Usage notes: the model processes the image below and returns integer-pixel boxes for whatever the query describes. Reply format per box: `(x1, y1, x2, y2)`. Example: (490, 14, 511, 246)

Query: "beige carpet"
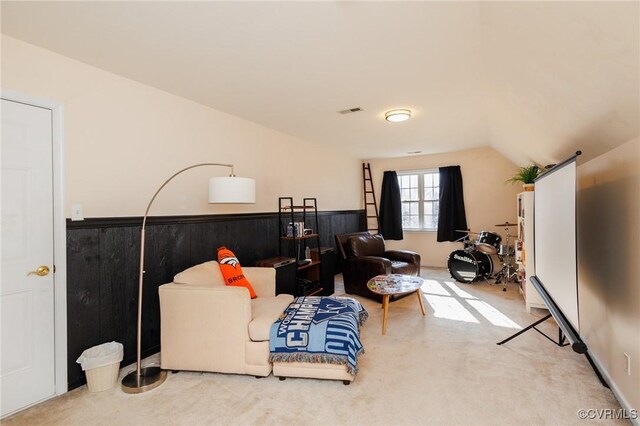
(4, 268, 624, 425)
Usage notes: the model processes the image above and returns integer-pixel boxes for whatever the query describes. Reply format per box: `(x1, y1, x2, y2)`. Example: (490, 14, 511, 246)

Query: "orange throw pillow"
(217, 246, 257, 299)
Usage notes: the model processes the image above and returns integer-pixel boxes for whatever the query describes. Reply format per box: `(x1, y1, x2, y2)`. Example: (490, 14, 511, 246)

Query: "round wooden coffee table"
(367, 274, 426, 335)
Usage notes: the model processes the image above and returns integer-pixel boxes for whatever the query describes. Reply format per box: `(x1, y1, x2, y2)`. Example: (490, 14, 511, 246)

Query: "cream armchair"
(159, 261, 294, 377)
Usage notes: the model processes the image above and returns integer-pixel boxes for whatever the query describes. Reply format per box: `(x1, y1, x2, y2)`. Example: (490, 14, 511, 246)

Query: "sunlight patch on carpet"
(466, 299, 522, 329)
(443, 281, 477, 299)
(424, 294, 479, 323)
(421, 279, 451, 296)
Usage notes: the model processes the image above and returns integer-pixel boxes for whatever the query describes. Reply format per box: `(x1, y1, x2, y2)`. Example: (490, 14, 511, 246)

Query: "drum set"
(447, 222, 519, 287)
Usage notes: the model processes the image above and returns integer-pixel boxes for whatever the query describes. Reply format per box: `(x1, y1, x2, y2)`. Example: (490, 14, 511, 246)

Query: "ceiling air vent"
(338, 107, 363, 114)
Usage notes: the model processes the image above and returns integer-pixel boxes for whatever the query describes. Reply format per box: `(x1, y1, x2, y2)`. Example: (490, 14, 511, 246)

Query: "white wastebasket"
(76, 341, 124, 392)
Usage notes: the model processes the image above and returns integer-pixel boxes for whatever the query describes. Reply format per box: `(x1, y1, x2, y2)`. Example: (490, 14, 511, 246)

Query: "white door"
(1, 99, 56, 417)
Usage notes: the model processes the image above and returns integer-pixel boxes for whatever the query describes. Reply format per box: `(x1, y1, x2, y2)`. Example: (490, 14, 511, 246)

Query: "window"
(398, 170, 439, 230)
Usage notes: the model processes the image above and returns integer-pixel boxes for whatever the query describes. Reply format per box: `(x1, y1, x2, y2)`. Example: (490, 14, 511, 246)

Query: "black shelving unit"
(278, 197, 323, 296)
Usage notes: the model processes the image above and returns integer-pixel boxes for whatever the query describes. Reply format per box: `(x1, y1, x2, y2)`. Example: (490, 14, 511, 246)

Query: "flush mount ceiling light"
(385, 109, 412, 123)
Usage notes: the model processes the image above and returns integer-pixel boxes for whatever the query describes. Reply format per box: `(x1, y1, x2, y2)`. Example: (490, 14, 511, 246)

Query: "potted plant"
(507, 165, 540, 191)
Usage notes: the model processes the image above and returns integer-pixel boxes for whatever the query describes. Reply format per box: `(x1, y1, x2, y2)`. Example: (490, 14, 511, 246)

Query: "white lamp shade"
(208, 176, 255, 203)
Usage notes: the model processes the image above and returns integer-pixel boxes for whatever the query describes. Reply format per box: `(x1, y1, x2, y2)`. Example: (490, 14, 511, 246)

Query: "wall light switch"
(71, 204, 84, 221)
(624, 353, 631, 376)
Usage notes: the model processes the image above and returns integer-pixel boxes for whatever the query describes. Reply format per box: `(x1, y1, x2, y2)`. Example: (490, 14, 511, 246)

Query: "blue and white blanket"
(269, 296, 368, 375)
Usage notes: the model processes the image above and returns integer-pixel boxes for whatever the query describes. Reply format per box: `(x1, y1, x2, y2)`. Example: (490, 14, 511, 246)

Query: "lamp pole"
(122, 163, 235, 394)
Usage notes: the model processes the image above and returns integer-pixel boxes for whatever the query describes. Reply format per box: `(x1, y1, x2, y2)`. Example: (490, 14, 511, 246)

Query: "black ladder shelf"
(278, 197, 323, 296)
(362, 163, 380, 233)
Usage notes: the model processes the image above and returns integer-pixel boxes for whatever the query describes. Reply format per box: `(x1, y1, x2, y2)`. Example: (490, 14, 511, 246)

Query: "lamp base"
(121, 366, 167, 394)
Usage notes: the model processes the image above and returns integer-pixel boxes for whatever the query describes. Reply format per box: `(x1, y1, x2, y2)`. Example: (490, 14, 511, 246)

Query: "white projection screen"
(534, 160, 579, 331)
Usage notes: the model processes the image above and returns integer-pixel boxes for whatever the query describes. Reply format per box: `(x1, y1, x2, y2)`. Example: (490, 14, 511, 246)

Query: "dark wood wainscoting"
(66, 210, 364, 389)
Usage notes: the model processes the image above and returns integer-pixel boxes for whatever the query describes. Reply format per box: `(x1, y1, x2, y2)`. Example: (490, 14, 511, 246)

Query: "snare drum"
(476, 231, 502, 254)
(498, 244, 515, 257)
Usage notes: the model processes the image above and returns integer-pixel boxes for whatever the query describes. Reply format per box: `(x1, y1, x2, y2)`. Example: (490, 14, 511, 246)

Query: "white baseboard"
(588, 350, 639, 426)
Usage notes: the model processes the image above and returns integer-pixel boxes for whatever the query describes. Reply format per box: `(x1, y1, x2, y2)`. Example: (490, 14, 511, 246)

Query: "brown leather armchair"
(335, 232, 421, 302)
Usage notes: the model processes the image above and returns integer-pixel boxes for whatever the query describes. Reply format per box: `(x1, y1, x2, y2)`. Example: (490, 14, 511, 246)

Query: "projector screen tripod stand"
(496, 313, 568, 347)
(497, 276, 609, 389)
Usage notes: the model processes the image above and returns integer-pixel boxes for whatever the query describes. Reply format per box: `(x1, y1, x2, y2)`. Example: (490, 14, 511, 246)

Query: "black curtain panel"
(437, 166, 468, 242)
(379, 171, 403, 240)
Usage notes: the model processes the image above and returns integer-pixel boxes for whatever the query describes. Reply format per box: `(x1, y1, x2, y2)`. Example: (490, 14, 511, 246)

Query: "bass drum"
(448, 249, 494, 283)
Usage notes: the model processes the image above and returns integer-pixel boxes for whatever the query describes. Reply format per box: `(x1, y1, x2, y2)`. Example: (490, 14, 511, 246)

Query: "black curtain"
(379, 171, 403, 240)
(437, 166, 468, 242)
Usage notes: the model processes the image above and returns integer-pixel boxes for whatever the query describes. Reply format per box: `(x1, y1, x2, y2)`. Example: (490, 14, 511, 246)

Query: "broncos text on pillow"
(217, 246, 257, 299)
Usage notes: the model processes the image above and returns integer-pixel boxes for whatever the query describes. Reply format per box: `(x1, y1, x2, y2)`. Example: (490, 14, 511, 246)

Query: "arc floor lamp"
(121, 163, 255, 394)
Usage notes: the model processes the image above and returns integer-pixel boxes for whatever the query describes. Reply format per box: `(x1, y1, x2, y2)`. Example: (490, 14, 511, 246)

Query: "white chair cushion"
(173, 261, 225, 287)
(249, 294, 294, 342)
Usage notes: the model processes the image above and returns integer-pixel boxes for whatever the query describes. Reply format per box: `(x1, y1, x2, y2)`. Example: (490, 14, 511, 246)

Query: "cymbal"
(455, 229, 479, 234)
(495, 222, 517, 227)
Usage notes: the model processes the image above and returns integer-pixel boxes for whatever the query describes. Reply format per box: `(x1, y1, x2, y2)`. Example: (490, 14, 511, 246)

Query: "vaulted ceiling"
(2, 1, 638, 165)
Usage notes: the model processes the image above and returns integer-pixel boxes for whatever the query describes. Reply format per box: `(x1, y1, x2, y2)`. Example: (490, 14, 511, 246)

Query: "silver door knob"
(27, 266, 50, 276)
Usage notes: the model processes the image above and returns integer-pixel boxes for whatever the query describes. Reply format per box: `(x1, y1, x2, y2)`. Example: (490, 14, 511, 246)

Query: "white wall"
(1, 35, 361, 217)
(577, 137, 640, 413)
(366, 146, 521, 267)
